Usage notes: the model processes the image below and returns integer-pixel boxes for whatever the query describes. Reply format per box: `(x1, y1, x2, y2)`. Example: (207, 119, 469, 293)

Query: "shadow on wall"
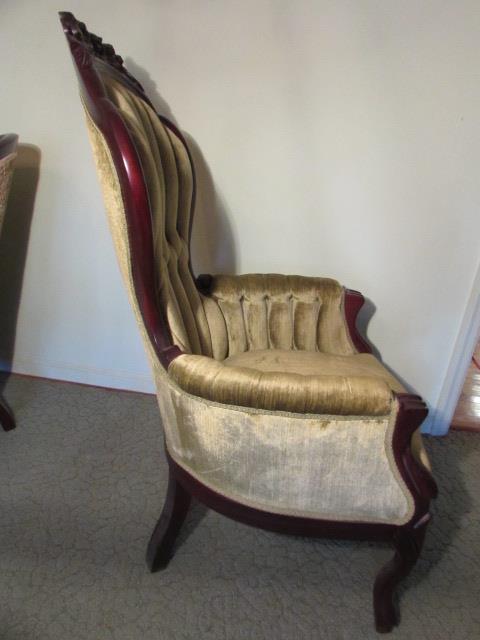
(124, 57, 237, 277)
(357, 297, 425, 401)
(0, 144, 40, 382)
(357, 298, 379, 359)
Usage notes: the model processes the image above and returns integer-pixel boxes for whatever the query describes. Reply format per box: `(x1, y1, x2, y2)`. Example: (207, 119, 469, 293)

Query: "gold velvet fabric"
(224, 349, 405, 391)
(100, 74, 214, 357)
(0, 152, 16, 230)
(169, 352, 395, 416)
(82, 72, 432, 524)
(201, 274, 355, 359)
(157, 370, 413, 524)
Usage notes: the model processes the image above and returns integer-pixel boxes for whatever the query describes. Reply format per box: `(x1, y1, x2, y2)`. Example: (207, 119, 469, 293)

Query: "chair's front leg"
(146, 462, 191, 572)
(374, 514, 430, 632)
(0, 398, 15, 431)
(373, 393, 436, 632)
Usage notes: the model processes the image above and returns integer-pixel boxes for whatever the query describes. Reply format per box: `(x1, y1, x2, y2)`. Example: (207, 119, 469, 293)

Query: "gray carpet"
(0, 374, 478, 640)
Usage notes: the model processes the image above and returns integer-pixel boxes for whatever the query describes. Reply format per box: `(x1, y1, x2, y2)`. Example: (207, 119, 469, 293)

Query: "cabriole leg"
(373, 515, 430, 633)
(146, 465, 191, 572)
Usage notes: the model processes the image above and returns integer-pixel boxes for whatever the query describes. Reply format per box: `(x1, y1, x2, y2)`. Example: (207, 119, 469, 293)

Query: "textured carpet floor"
(0, 374, 478, 640)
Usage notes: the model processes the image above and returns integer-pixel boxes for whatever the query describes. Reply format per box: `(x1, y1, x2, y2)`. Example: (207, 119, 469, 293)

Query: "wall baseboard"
(0, 356, 155, 394)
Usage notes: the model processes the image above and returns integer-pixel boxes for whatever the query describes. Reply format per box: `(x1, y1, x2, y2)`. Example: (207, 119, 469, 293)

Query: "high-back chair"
(0, 133, 18, 432)
(60, 13, 437, 633)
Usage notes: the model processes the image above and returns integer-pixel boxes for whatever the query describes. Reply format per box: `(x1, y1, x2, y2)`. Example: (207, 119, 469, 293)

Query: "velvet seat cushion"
(168, 349, 404, 416)
(224, 349, 405, 392)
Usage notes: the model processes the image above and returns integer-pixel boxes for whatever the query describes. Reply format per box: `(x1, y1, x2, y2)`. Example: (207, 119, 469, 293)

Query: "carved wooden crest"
(59, 11, 146, 97)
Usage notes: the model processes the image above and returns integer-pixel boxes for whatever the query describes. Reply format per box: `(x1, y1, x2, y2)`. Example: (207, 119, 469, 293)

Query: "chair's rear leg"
(146, 464, 191, 572)
(373, 516, 429, 633)
(0, 398, 15, 431)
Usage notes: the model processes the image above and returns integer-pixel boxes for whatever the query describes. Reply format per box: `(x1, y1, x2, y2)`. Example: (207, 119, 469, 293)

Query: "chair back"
(60, 13, 213, 367)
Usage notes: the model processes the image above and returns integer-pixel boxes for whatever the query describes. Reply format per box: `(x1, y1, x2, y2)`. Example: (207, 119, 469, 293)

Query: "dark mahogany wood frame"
(0, 134, 19, 432)
(60, 13, 437, 633)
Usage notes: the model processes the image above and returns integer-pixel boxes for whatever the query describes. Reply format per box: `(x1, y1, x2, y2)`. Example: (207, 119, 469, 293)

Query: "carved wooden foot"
(146, 465, 191, 572)
(0, 397, 15, 431)
(373, 515, 429, 633)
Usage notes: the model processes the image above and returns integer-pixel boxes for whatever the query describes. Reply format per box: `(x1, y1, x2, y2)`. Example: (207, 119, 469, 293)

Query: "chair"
(60, 13, 437, 633)
(0, 133, 18, 432)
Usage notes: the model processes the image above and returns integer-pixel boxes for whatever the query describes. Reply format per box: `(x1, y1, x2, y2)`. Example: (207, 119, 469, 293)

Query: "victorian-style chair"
(0, 133, 18, 432)
(60, 13, 437, 633)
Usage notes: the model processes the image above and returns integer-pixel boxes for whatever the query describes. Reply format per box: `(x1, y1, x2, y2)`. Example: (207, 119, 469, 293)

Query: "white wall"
(1, 1, 479, 432)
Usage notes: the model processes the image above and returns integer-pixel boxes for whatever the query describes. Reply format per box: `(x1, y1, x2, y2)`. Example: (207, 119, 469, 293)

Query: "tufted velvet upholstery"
(101, 75, 213, 356)
(199, 274, 355, 359)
